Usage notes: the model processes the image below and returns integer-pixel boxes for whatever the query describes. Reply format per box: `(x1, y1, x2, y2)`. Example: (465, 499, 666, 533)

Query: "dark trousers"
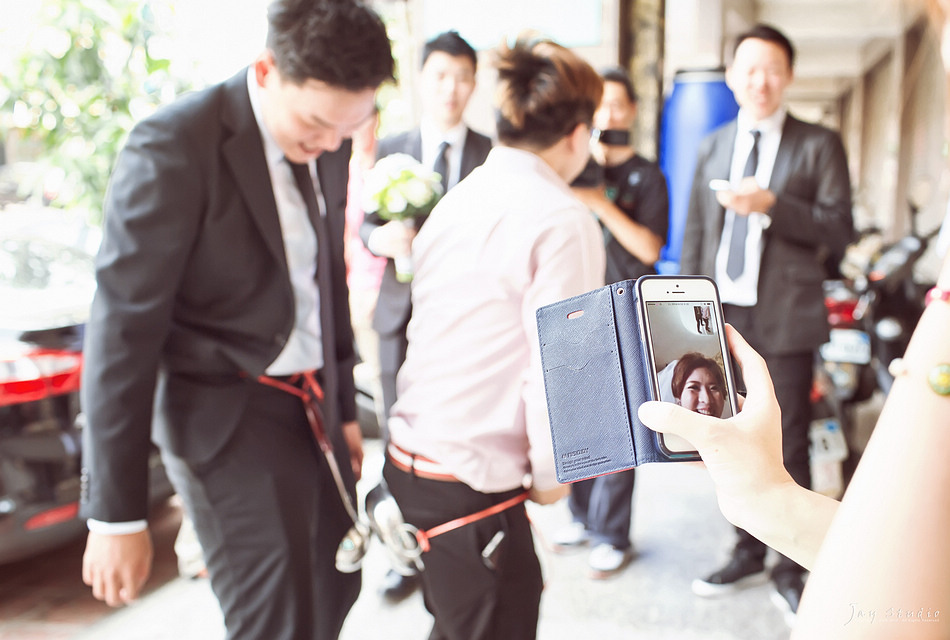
(567, 468, 636, 549)
(377, 329, 409, 440)
(724, 304, 813, 578)
(162, 380, 360, 640)
(384, 459, 543, 640)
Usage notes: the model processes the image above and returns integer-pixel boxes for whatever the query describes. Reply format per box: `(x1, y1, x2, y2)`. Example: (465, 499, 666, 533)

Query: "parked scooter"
(811, 201, 940, 493)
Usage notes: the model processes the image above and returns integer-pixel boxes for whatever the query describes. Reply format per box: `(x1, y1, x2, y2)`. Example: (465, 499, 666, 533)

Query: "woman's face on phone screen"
(679, 367, 725, 417)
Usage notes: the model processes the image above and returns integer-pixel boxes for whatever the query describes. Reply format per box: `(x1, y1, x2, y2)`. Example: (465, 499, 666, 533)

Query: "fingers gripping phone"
(635, 276, 740, 459)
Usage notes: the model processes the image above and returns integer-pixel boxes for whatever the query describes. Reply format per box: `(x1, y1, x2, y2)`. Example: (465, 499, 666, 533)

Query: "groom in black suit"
(79, 2, 393, 638)
(681, 24, 853, 622)
(359, 29, 491, 602)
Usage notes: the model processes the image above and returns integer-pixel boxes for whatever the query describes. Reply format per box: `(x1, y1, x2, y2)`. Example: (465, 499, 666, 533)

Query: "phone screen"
(637, 277, 737, 456)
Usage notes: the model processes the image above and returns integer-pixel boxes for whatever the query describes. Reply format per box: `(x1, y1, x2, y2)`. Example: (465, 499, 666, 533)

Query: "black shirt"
(601, 154, 669, 284)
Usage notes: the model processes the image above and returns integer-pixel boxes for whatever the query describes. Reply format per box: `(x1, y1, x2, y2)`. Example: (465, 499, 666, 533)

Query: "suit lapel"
(769, 115, 800, 193)
(459, 128, 480, 179)
(220, 70, 288, 274)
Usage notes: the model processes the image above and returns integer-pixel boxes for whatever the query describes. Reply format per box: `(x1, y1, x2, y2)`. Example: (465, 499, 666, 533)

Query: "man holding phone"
(680, 23, 853, 622)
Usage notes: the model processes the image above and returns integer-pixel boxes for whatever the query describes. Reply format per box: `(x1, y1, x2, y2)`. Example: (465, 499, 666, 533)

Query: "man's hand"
(367, 220, 416, 259)
(714, 176, 776, 216)
(637, 325, 792, 529)
(82, 529, 153, 607)
(341, 420, 363, 482)
(528, 484, 570, 505)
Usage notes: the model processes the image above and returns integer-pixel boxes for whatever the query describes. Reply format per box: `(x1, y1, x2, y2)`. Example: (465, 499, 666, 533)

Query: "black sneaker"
(691, 554, 768, 597)
(770, 571, 804, 627)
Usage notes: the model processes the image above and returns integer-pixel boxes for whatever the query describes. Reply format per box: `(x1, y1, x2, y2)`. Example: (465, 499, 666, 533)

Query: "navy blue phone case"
(536, 280, 686, 484)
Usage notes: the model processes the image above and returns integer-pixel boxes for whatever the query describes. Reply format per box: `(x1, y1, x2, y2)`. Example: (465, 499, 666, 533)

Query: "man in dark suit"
(680, 24, 853, 623)
(359, 30, 491, 601)
(78, 2, 393, 639)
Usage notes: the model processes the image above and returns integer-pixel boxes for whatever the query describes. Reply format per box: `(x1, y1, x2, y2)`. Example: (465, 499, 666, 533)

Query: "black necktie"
(433, 141, 450, 194)
(726, 129, 761, 280)
(287, 159, 335, 368)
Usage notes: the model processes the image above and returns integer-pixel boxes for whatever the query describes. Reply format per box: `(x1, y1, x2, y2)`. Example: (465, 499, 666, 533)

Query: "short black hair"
(422, 30, 478, 72)
(733, 23, 795, 68)
(600, 66, 637, 103)
(493, 37, 603, 149)
(266, 0, 394, 90)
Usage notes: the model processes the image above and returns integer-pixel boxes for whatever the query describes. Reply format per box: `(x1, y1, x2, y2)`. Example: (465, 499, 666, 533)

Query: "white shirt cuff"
(86, 518, 148, 535)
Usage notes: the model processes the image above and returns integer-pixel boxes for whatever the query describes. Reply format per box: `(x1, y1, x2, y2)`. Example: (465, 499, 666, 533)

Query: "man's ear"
(254, 51, 276, 88)
(724, 64, 736, 92)
(569, 121, 591, 152)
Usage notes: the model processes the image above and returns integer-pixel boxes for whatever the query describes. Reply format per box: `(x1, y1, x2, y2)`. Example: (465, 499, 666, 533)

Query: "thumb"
(638, 400, 715, 446)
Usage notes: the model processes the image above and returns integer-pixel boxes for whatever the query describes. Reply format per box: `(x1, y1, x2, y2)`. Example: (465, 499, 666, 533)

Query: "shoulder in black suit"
(80, 68, 357, 520)
(681, 113, 853, 354)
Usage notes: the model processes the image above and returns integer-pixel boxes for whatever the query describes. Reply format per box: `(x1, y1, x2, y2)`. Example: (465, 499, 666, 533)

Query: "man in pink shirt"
(384, 37, 605, 640)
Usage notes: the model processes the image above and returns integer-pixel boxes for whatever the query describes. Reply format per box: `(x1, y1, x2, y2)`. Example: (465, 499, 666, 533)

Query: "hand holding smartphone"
(635, 276, 739, 459)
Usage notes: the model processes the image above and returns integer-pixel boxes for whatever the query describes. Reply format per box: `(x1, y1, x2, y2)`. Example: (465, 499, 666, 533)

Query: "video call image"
(644, 301, 733, 419)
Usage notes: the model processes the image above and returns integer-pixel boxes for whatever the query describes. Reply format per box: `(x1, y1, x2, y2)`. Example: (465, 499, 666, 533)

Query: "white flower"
(383, 189, 408, 214)
(363, 153, 443, 220)
(404, 178, 434, 208)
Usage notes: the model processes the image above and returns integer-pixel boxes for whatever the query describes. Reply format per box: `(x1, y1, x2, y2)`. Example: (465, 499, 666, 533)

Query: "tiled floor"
(6, 420, 887, 639)
(9, 438, 804, 640)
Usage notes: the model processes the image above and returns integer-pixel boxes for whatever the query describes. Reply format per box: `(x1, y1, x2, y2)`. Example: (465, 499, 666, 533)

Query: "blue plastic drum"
(658, 68, 739, 274)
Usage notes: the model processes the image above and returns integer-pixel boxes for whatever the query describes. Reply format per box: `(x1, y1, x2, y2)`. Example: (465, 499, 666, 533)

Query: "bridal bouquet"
(362, 153, 444, 282)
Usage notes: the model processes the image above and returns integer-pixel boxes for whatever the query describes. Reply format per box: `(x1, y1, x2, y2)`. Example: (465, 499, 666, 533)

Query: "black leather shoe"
(770, 571, 805, 626)
(380, 568, 421, 603)
(691, 554, 767, 597)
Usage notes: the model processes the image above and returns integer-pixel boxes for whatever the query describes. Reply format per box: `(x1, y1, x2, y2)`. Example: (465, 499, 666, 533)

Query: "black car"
(0, 207, 171, 564)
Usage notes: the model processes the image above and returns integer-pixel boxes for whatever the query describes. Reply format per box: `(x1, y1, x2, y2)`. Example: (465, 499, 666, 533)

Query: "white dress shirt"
(420, 119, 468, 190)
(88, 70, 326, 533)
(715, 107, 786, 307)
(387, 147, 606, 494)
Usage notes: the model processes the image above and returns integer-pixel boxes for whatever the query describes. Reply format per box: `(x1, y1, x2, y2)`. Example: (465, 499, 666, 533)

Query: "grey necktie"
(726, 129, 761, 280)
(433, 141, 450, 194)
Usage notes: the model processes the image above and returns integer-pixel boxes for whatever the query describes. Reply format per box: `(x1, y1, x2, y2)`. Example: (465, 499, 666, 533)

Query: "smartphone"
(635, 275, 739, 459)
(708, 179, 732, 192)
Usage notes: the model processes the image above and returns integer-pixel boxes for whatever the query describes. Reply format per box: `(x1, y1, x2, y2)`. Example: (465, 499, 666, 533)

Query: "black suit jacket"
(681, 114, 854, 354)
(359, 127, 492, 337)
(80, 69, 357, 522)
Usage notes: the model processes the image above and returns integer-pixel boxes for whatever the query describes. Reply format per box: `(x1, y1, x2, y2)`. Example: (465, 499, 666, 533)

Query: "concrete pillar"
(625, 0, 665, 159)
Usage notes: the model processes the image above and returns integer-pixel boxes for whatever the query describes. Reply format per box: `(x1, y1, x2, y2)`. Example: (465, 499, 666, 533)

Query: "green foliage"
(0, 0, 190, 224)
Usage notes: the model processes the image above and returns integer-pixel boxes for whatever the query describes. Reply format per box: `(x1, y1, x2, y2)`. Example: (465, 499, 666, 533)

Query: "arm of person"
(638, 325, 839, 569)
(82, 529, 153, 607)
(80, 114, 205, 604)
(359, 135, 418, 259)
(725, 129, 854, 258)
(523, 205, 606, 504)
(792, 255, 950, 639)
(362, 215, 417, 259)
(571, 186, 664, 265)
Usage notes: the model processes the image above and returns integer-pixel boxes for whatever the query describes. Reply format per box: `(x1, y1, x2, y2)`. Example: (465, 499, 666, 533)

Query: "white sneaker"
(588, 543, 630, 578)
(551, 521, 590, 550)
